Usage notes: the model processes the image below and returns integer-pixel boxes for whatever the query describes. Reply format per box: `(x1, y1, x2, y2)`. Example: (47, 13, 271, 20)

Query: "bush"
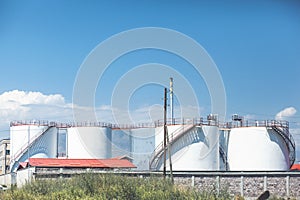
(0, 173, 232, 200)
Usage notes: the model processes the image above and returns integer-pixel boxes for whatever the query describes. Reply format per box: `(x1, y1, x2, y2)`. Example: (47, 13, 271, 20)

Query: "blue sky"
(0, 0, 300, 159)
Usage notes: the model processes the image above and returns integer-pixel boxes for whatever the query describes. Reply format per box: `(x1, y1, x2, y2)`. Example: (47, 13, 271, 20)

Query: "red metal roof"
(26, 158, 136, 169)
(291, 164, 300, 171)
(17, 162, 28, 170)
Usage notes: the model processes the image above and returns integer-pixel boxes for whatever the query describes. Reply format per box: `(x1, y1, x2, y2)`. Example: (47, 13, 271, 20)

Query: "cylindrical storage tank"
(10, 122, 58, 171)
(130, 128, 155, 170)
(154, 125, 196, 150)
(30, 127, 58, 159)
(154, 125, 219, 171)
(67, 127, 112, 159)
(227, 127, 290, 171)
(10, 124, 49, 161)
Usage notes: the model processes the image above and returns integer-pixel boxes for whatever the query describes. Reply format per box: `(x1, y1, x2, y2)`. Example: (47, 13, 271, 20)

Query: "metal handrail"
(154, 117, 218, 127)
(10, 119, 290, 129)
(111, 123, 155, 129)
(223, 120, 289, 129)
(219, 147, 228, 171)
(10, 125, 55, 164)
(10, 120, 113, 128)
(10, 120, 53, 127)
(149, 124, 195, 170)
(67, 121, 112, 128)
(270, 125, 295, 167)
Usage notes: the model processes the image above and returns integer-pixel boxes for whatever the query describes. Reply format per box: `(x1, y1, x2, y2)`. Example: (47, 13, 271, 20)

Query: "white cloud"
(0, 90, 65, 106)
(0, 90, 73, 138)
(0, 90, 204, 139)
(275, 107, 297, 120)
(243, 114, 256, 120)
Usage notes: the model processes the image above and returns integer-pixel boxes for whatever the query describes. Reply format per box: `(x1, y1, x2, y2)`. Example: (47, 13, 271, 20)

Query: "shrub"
(0, 173, 232, 200)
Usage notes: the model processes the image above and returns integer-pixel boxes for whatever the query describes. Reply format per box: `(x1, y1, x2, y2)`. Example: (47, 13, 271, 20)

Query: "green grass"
(0, 174, 232, 200)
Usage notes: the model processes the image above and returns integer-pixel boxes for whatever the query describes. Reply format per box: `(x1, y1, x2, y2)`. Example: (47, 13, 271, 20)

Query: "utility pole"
(163, 88, 167, 179)
(166, 126, 174, 183)
(169, 77, 174, 124)
(163, 86, 173, 182)
(168, 78, 174, 183)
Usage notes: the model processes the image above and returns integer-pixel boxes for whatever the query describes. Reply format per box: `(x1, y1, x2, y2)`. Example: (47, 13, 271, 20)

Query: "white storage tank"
(67, 126, 112, 159)
(130, 128, 155, 170)
(10, 121, 58, 172)
(151, 124, 219, 171)
(227, 127, 290, 171)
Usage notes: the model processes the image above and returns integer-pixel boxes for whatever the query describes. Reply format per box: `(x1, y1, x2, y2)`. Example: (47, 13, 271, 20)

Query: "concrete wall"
(173, 172, 300, 199)
(6, 170, 300, 198)
(0, 173, 11, 186)
(16, 168, 35, 188)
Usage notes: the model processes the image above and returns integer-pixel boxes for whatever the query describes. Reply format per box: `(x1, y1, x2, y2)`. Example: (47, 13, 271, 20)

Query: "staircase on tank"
(267, 122, 296, 167)
(10, 122, 56, 171)
(149, 124, 195, 171)
(219, 146, 228, 170)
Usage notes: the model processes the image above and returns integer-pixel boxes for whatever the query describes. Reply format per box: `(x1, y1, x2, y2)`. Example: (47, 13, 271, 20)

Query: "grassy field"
(0, 174, 232, 200)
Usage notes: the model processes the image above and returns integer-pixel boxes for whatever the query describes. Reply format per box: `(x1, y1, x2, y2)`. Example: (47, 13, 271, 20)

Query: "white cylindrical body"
(10, 124, 58, 171)
(227, 127, 290, 171)
(67, 127, 112, 159)
(30, 127, 57, 159)
(10, 125, 48, 160)
(154, 125, 219, 171)
(130, 128, 155, 170)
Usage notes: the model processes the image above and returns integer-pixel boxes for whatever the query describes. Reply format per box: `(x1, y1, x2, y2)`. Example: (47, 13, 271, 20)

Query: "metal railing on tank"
(10, 125, 54, 166)
(10, 116, 220, 129)
(10, 120, 53, 127)
(154, 117, 219, 127)
(228, 116, 295, 167)
(226, 119, 290, 136)
(10, 120, 114, 128)
(149, 123, 196, 170)
(149, 116, 220, 170)
(67, 121, 112, 128)
(227, 119, 288, 128)
(111, 123, 156, 130)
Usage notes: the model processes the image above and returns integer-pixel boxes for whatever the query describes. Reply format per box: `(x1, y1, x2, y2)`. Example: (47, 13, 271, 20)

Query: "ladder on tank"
(219, 146, 228, 171)
(149, 124, 195, 171)
(269, 124, 296, 168)
(10, 123, 56, 170)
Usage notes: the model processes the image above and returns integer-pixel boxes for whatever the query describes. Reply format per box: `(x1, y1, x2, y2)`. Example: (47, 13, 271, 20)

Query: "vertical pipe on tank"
(27, 126, 30, 162)
(66, 128, 68, 158)
(56, 127, 59, 158)
(27, 125, 30, 181)
(169, 77, 174, 124)
(129, 130, 133, 158)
